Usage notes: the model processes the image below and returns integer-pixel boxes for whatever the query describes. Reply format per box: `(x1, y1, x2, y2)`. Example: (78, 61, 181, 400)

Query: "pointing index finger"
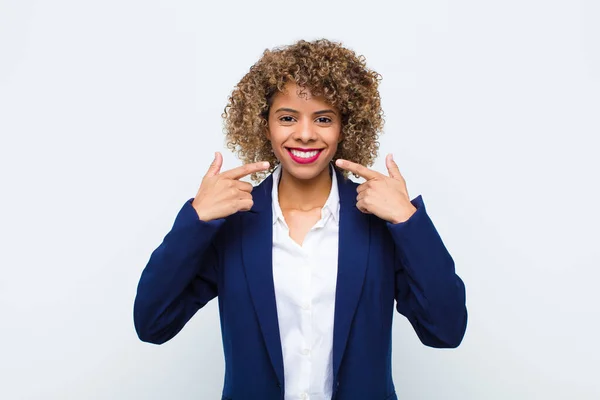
(335, 159, 380, 180)
(221, 161, 270, 180)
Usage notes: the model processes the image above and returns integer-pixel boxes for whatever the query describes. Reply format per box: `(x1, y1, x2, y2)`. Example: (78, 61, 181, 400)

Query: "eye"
(316, 116, 332, 124)
(279, 116, 296, 123)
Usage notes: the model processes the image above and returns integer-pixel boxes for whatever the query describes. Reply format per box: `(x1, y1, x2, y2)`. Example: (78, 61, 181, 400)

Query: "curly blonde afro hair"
(222, 38, 384, 181)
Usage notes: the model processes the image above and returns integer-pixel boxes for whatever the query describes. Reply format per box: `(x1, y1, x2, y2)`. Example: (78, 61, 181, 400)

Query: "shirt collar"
(271, 163, 340, 226)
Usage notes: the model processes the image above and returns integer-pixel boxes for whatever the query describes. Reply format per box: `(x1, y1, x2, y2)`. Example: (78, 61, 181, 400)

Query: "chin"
(278, 158, 332, 181)
(286, 165, 327, 181)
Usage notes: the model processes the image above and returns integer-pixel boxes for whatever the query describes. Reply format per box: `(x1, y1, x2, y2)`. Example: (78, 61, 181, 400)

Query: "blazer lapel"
(332, 169, 371, 381)
(241, 174, 285, 387)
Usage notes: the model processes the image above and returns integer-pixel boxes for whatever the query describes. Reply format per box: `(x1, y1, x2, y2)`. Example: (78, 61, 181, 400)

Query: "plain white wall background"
(1, 0, 599, 398)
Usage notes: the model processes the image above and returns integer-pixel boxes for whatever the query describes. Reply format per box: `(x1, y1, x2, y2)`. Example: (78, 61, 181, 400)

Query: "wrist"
(390, 205, 417, 224)
(192, 203, 212, 222)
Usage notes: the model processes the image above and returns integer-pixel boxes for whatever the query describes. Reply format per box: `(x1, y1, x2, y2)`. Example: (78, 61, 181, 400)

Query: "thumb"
(386, 153, 401, 179)
(206, 151, 223, 177)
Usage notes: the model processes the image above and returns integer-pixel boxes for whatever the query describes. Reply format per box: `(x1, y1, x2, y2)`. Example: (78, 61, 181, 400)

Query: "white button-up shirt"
(271, 164, 340, 400)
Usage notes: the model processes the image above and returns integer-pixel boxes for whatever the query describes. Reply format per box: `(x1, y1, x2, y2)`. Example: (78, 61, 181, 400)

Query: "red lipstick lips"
(286, 148, 323, 164)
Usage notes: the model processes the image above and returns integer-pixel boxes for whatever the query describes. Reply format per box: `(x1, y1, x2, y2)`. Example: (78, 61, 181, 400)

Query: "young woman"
(134, 39, 467, 400)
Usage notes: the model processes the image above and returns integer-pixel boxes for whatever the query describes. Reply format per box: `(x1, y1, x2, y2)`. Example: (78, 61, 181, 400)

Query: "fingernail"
(263, 162, 270, 169)
(335, 159, 344, 166)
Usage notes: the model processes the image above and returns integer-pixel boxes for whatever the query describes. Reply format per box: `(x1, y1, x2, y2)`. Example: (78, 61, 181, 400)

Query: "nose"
(293, 118, 317, 143)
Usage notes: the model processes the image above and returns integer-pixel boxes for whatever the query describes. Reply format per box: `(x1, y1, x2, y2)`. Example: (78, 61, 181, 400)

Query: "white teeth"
(290, 149, 319, 158)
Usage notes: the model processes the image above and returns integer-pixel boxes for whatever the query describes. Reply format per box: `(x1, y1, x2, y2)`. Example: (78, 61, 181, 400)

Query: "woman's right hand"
(191, 152, 270, 222)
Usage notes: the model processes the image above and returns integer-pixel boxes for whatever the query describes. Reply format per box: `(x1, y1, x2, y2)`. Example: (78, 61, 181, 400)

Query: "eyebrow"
(274, 107, 337, 116)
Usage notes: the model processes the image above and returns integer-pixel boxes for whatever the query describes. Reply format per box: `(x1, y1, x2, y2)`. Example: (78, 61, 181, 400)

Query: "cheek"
(326, 127, 343, 147)
(266, 128, 288, 158)
(267, 126, 283, 145)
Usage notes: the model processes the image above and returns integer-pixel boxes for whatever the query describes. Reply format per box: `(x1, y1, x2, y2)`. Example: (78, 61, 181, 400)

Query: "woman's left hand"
(335, 154, 417, 224)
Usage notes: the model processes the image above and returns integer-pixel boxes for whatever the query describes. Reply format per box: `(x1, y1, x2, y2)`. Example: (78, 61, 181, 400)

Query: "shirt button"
(302, 303, 311, 310)
(301, 348, 310, 355)
(300, 393, 308, 399)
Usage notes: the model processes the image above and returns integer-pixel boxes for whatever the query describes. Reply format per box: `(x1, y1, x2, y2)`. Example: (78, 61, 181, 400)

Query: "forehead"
(270, 82, 334, 110)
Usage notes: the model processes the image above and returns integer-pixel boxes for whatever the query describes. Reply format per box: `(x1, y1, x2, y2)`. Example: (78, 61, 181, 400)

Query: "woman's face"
(266, 82, 342, 181)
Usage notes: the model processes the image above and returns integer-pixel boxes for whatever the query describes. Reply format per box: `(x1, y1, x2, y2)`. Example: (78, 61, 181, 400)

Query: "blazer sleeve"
(133, 198, 225, 344)
(386, 195, 468, 348)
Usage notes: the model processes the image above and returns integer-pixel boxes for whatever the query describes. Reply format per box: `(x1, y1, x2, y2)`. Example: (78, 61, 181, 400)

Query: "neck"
(278, 165, 332, 211)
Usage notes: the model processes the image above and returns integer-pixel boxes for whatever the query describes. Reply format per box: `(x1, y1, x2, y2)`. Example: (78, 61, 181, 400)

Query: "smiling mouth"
(286, 148, 324, 164)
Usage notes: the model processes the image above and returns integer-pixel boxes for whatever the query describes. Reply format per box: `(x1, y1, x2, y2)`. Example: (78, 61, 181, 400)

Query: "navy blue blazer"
(133, 168, 467, 400)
